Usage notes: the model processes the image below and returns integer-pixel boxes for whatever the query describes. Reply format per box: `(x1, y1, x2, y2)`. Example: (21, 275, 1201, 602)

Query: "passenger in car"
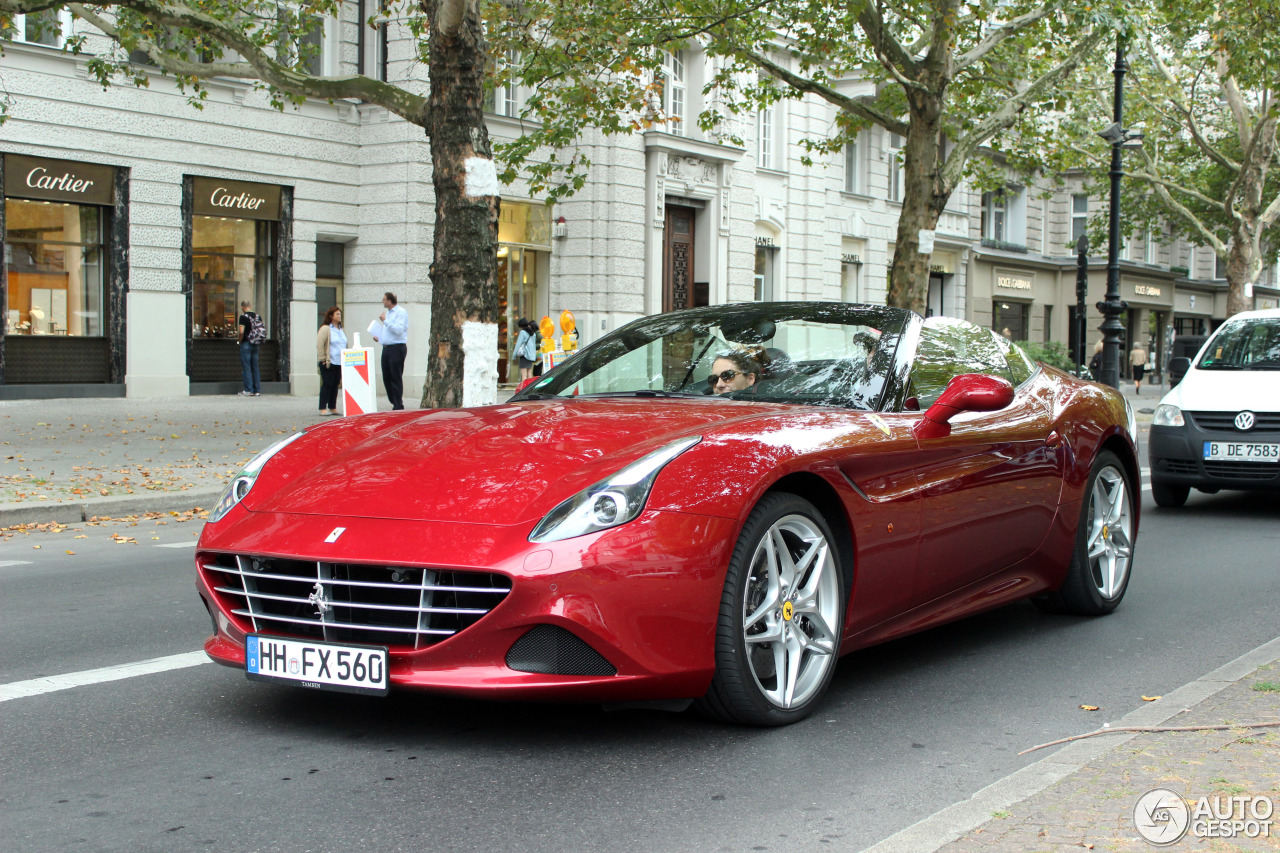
(710, 350, 761, 395)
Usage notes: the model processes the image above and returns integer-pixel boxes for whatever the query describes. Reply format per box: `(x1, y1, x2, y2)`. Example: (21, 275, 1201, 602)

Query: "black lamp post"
(1095, 37, 1141, 389)
(1076, 233, 1089, 375)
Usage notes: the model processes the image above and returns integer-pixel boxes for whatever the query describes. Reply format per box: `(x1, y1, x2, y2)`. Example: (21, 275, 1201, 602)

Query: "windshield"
(1197, 317, 1280, 371)
(515, 303, 911, 411)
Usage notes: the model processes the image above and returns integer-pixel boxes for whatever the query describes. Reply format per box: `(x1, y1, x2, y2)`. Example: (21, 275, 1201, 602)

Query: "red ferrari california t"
(196, 302, 1139, 725)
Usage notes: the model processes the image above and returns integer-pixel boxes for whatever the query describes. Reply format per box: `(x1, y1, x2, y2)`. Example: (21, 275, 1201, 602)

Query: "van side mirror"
(1168, 356, 1191, 387)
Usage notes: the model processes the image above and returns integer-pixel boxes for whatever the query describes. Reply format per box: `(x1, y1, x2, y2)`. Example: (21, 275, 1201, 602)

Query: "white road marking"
(156, 542, 197, 549)
(0, 651, 209, 703)
(0, 560, 33, 568)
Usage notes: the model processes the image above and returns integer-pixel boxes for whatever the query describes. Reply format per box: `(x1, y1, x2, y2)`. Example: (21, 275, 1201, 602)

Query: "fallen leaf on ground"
(1079, 704, 1099, 711)
(65, 550, 75, 555)
(1142, 695, 1161, 702)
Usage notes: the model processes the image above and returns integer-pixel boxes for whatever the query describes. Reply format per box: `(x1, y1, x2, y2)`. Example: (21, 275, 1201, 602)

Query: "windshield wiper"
(575, 390, 710, 399)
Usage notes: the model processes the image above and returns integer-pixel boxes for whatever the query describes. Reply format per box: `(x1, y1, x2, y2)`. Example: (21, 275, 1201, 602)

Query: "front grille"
(202, 555, 510, 649)
(1202, 461, 1280, 481)
(1187, 411, 1280, 432)
(506, 625, 617, 676)
(1159, 459, 1200, 475)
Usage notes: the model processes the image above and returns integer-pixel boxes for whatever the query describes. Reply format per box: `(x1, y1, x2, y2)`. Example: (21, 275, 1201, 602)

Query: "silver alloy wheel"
(741, 514, 841, 709)
(1086, 466, 1133, 599)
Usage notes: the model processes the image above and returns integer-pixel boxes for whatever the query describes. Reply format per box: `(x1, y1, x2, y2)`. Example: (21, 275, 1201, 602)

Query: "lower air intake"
(506, 625, 617, 676)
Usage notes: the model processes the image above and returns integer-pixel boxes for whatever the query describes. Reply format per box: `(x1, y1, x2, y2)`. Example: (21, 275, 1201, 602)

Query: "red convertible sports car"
(196, 302, 1139, 725)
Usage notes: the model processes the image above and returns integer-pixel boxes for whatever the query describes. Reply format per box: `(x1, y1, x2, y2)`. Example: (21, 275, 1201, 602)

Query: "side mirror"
(1168, 356, 1191, 387)
(913, 373, 1015, 439)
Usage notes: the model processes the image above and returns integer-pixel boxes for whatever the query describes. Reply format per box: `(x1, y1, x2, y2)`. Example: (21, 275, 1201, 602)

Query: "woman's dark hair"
(516, 318, 529, 330)
(323, 306, 342, 329)
(714, 349, 762, 377)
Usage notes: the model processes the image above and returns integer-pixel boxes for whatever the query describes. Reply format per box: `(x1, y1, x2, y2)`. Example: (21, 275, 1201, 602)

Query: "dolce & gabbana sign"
(192, 177, 282, 221)
(4, 154, 115, 206)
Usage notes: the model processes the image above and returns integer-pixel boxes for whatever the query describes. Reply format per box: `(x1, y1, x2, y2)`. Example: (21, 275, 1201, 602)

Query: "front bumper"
(1149, 419, 1280, 491)
(195, 507, 738, 701)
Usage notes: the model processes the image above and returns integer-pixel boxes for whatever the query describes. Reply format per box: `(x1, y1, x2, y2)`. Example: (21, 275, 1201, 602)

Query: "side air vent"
(506, 625, 617, 676)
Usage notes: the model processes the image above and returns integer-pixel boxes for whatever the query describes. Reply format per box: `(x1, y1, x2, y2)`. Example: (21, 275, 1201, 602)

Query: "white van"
(1148, 308, 1280, 506)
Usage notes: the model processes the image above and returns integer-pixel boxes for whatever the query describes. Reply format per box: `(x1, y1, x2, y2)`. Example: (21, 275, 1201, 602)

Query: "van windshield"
(1197, 318, 1280, 371)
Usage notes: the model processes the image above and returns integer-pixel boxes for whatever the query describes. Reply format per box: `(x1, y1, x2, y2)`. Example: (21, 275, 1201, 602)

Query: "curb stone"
(0, 488, 223, 526)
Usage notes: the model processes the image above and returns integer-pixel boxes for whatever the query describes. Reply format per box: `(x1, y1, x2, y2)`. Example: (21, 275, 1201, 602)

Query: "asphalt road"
(3, 482, 1278, 853)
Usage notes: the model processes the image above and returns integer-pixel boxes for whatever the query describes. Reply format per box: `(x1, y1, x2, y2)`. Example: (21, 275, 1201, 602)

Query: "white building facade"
(3, 11, 1273, 400)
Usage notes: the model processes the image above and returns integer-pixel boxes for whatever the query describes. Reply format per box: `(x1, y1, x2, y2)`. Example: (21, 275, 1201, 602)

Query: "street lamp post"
(1096, 38, 1132, 389)
(1075, 234, 1089, 375)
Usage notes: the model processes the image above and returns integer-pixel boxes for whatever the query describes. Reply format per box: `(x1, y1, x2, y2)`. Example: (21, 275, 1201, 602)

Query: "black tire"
(1037, 450, 1136, 616)
(696, 493, 845, 726)
(1151, 479, 1190, 507)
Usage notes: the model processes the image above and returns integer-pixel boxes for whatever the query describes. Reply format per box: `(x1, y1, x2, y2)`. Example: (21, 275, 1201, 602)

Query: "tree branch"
(953, 4, 1057, 74)
(42, 0, 430, 125)
(730, 45, 910, 136)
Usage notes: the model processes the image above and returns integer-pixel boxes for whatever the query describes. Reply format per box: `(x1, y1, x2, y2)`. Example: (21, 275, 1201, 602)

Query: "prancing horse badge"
(325, 527, 346, 543)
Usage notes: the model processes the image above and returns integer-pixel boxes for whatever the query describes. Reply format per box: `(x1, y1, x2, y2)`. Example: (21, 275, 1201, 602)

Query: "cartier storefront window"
(2, 154, 119, 386)
(188, 177, 285, 385)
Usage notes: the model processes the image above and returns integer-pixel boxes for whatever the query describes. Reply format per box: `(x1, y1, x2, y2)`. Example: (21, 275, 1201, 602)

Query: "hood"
(1160, 367, 1280, 412)
(247, 398, 796, 523)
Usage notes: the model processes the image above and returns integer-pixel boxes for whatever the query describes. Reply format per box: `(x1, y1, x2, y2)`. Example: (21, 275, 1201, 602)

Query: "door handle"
(1046, 431, 1062, 447)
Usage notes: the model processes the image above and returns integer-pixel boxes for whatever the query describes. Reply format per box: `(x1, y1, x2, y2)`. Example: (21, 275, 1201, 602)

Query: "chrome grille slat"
(215, 587, 486, 615)
(202, 555, 510, 649)
(230, 609, 456, 635)
(1188, 411, 1280, 431)
(212, 565, 508, 594)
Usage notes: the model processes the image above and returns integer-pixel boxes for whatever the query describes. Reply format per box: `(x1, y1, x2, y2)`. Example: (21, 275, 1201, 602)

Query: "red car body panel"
(195, 311, 1138, 704)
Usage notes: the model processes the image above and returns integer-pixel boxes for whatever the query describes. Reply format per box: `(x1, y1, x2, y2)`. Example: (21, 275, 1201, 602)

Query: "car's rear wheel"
(1037, 451, 1135, 616)
(696, 493, 844, 726)
(1151, 478, 1190, 507)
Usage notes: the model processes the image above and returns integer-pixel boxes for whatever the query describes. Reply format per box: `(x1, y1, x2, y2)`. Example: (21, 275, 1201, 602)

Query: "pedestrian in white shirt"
(373, 291, 409, 410)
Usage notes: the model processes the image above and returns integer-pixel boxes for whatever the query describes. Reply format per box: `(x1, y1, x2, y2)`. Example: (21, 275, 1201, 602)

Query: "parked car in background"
(1149, 308, 1280, 506)
(195, 303, 1140, 725)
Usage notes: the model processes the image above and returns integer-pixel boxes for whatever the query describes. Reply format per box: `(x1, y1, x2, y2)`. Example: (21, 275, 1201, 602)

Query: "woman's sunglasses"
(708, 369, 743, 384)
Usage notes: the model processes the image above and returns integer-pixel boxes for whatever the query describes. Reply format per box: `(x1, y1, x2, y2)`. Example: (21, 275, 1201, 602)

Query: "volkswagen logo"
(1235, 411, 1256, 431)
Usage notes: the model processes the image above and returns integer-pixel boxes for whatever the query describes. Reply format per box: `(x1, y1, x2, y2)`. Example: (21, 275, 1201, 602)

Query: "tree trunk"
(1223, 113, 1276, 319)
(420, 0, 500, 409)
(886, 95, 947, 314)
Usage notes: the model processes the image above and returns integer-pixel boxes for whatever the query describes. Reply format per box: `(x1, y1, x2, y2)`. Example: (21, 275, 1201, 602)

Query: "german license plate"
(1203, 442, 1280, 463)
(246, 634, 388, 695)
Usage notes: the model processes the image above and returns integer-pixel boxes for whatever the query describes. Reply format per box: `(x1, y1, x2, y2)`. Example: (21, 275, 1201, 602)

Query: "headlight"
(208, 432, 305, 523)
(1152, 404, 1185, 427)
(529, 436, 701, 543)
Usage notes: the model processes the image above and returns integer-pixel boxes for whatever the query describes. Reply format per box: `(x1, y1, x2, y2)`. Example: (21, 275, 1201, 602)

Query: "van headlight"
(1153, 404, 1185, 427)
(529, 437, 701, 543)
(208, 432, 305, 522)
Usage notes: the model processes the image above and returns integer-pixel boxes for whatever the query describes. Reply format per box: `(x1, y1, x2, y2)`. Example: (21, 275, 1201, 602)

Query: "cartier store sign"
(192, 177, 282, 221)
(4, 154, 116, 206)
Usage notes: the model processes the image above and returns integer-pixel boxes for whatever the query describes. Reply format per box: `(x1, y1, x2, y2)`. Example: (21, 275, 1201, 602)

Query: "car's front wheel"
(697, 493, 845, 726)
(1037, 451, 1136, 615)
(1151, 478, 1190, 507)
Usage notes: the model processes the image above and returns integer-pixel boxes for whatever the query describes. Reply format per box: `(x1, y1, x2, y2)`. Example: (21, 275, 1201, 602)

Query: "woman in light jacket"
(513, 318, 537, 383)
(316, 307, 346, 415)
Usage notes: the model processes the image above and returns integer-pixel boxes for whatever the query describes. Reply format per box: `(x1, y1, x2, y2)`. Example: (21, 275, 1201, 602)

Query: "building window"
(5, 199, 106, 337)
(315, 241, 345, 331)
(841, 261, 860, 303)
(297, 14, 336, 76)
(887, 134, 905, 202)
(1143, 230, 1156, 264)
(754, 245, 776, 301)
(982, 191, 1008, 243)
(993, 301, 1029, 342)
(1071, 194, 1088, 245)
(1215, 251, 1226, 279)
(7, 9, 69, 47)
(657, 50, 686, 136)
(191, 217, 275, 339)
(361, 18, 388, 82)
(484, 50, 520, 117)
(843, 137, 862, 193)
